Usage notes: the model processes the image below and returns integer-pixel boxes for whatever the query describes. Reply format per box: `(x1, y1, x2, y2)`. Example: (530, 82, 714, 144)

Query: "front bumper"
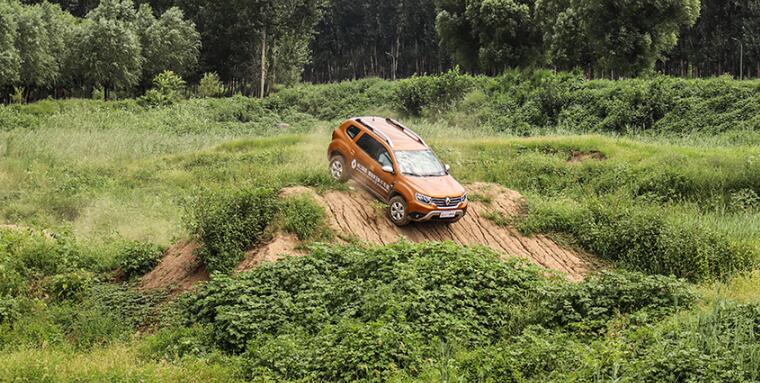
(407, 199, 468, 222)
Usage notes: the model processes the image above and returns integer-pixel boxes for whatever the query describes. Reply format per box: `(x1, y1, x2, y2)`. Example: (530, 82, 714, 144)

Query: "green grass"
(2, 73, 760, 381)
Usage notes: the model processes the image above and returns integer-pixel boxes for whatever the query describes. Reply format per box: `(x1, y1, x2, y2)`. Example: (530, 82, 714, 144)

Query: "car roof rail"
(356, 118, 394, 147)
(386, 118, 426, 146)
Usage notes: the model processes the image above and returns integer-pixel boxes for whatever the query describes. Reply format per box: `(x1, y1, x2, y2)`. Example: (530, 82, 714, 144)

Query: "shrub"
(395, 68, 476, 116)
(182, 242, 550, 352)
(0, 295, 20, 324)
(45, 270, 95, 302)
(139, 324, 216, 361)
(279, 195, 328, 241)
(140, 70, 187, 107)
(179, 242, 695, 381)
(198, 72, 225, 98)
(518, 198, 756, 281)
(544, 270, 695, 334)
(186, 187, 280, 273)
(116, 240, 165, 279)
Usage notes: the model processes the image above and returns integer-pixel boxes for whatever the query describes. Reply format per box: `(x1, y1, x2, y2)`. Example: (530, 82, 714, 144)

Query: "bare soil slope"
(285, 182, 598, 280)
(141, 183, 599, 292)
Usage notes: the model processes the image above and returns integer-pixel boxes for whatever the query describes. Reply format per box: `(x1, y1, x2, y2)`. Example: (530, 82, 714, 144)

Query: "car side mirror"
(382, 165, 394, 174)
(445, 164, 451, 173)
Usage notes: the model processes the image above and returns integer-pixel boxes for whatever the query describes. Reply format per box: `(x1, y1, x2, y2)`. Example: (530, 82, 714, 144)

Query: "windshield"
(394, 150, 446, 177)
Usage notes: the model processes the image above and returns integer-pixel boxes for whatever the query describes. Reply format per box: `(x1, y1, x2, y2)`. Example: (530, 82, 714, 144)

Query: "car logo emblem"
(445, 197, 451, 206)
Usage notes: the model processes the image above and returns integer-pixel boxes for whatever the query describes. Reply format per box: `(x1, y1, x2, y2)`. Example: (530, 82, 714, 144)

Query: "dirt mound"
(142, 182, 599, 292)
(237, 233, 302, 271)
(140, 240, 208, 293)
(140, 234, 303, 293)
(286, 182, 599, 280)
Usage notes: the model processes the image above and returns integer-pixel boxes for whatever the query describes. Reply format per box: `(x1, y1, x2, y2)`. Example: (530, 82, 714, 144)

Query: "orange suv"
(327, 117, 468, 226)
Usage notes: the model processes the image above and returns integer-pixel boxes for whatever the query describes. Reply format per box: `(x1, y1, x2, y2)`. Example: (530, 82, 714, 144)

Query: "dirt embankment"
(141, 183, 600, 293)
(285, 182, 598, 279)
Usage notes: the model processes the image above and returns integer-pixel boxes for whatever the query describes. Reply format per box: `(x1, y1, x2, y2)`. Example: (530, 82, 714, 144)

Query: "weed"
(116, 241, 165, 279)
(279, 195, 330, 241)
(186, 188, 280, 273)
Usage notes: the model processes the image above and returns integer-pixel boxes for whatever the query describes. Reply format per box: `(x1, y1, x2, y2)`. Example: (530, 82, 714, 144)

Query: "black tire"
(388, 195, 411, 226)
(329, 155, 350, 182)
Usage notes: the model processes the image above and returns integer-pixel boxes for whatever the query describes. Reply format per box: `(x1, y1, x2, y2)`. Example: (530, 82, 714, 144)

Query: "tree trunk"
(260, 28, 267, 99)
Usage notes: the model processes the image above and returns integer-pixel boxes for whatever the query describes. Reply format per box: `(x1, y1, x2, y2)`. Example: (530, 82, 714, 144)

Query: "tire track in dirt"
(285, 182, 600, 280)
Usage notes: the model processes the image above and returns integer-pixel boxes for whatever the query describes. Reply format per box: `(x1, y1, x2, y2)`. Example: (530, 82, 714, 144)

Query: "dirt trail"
(141, 182, 599, 292)
(284, 182, 598, 280)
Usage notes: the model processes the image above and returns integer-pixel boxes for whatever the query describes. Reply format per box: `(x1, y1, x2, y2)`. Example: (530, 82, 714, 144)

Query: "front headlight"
(415, 192, 432, 204)
(462, 193, 468, 202)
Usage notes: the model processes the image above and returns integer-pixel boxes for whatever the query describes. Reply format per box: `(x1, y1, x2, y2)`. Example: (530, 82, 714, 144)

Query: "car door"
(353, 132, 395, 200)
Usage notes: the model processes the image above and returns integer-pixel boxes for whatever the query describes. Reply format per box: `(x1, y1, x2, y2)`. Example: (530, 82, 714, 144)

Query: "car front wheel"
(388, 195, 411, 226)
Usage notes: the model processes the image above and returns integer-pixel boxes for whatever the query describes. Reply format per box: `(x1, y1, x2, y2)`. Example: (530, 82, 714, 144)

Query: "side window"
(356, 133, 393, 168)
(377, 149, 392, 168)
(346, 125, 360, 139)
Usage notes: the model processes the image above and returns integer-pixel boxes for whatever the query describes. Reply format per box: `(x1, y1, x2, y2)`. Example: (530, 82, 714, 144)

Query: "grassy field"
(2, 73, 760, 381)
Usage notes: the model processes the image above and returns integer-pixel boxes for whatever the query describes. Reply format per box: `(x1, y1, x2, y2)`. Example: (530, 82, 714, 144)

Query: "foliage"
(181, 242, 694, 381)
(141, 6, 200, 80)
(572, 0, 701, 76)
(395, 68, 476, 115)
(116, 240, 165, 279)
(45, 270, 95, 302)
(0, 295, 20, 324)
(544, 270, 695, 333)
(0, 1, 20, 88)
(519, 198, 756, 281)
(77, 17, 142, 99)
(279, 195, 329, 241)
(140, 70, 187, 107)
(186, 188, 280, 273)
(198, 72, 225, 98)
(435, 0, 539, 73)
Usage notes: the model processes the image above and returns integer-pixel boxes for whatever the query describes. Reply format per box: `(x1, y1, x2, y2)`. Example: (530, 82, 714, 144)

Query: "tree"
(15, 4, 58, 89)
(574, 0, 701, 77)
(141, 6, 200, 80)
(0, 1, 21, 89)
(77, 17, 142, 99)
(535, 0, 593, 71)
(435, 0, 541, 74)
(191, 0, 325, 96)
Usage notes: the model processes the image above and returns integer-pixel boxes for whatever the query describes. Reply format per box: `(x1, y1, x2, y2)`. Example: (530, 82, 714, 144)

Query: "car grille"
(431, 196, 464, 207)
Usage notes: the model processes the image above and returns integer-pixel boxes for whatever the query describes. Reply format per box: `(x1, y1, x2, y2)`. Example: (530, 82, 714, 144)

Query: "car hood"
(404, 174, 466, 198)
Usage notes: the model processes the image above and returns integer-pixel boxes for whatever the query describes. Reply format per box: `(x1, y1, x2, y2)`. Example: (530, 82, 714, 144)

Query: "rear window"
(346, 125, 360, 139)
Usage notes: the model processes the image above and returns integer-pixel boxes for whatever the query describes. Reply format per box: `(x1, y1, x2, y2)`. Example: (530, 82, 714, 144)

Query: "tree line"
(4, 0, 760, 102)
(2, 0, 198, 101)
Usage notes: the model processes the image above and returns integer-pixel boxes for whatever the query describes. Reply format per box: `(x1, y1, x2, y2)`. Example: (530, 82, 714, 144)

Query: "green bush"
(186, 187, 280, 273)
(267, 77, 396, 120)
(116, 240, 165, 279)
(544, 270, 695, 334)
(279, 195, 328, 241)
(179, 242, 694, 381)
(140, 70, 187, 107)
(198, 72, 225, 98)
(395, 68, 476, 116)
(140, 324, 216, 361)
(519, 198, 756, 281)
(0, 295, 20, 324)
(45, 270, 95, 302)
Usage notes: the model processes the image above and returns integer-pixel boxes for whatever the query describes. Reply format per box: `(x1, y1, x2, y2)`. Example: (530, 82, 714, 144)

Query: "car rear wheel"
(329, 155, 350, 182)
(388, 195, 411, 226)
